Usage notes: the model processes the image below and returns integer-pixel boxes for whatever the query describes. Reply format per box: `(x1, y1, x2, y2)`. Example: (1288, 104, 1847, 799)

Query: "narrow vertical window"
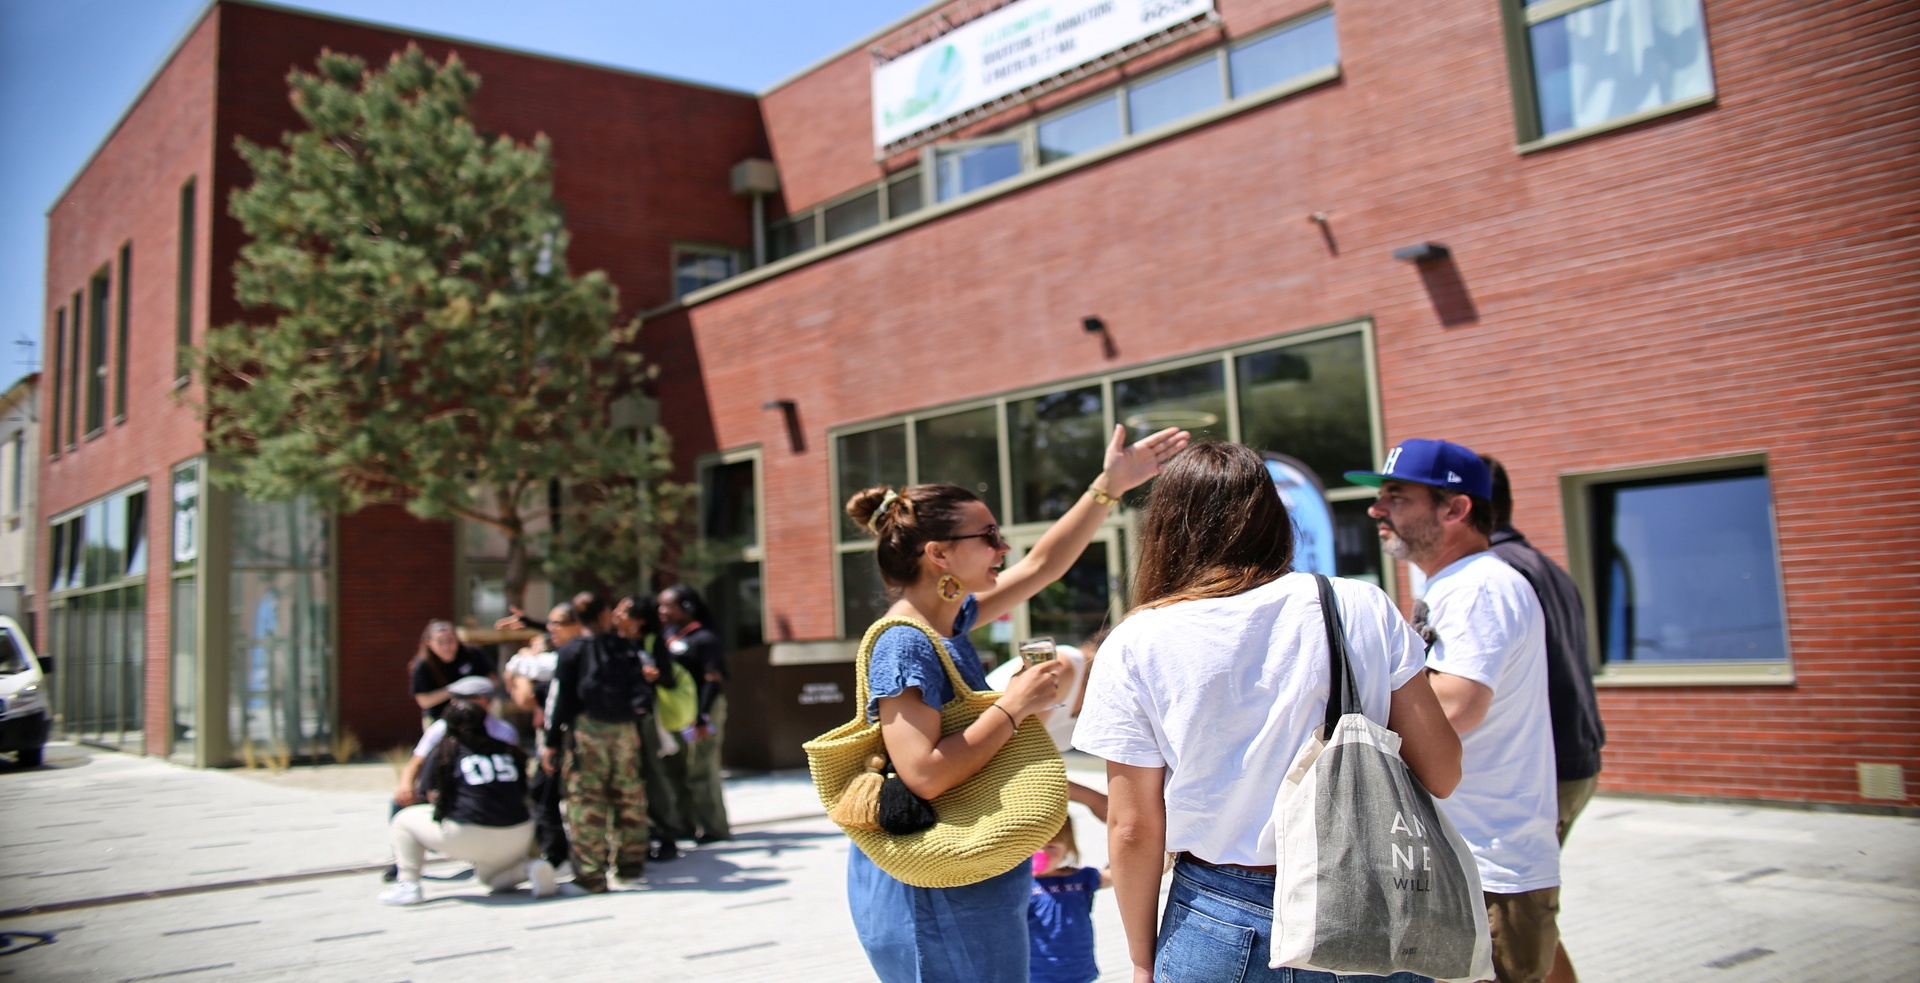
(49, 309, 64, 458)
(176, 179, 195, 383)
(115, 243, 131, 422)
(87, 270, 110, 435)
(8, 436, 20, 514)
(67, 290, 82, 449)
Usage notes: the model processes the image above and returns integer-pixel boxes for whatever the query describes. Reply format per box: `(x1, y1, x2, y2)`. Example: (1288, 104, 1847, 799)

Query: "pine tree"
(199, 45, 691, 608)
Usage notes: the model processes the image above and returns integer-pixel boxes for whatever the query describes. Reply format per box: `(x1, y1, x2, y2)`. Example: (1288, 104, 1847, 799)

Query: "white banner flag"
(872, 0, 1214, 149)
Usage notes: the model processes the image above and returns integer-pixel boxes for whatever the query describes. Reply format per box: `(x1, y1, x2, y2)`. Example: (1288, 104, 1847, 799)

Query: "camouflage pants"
(564, 716, 648, 886)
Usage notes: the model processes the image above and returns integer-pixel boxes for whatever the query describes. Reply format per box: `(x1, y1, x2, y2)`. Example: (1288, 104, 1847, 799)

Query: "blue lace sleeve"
(865, 625, 955, 722)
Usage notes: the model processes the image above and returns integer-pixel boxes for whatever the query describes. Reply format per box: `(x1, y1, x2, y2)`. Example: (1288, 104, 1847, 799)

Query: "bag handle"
(1313, 574, 1363, 736)
(847, 615, 977, 727)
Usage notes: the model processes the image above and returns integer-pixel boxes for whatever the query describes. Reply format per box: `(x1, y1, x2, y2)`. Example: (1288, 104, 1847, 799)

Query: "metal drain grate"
(1856, 763, 1907, 801)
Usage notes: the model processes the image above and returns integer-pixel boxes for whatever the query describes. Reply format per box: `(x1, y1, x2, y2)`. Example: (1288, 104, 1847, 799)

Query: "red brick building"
(43, 0, 1918, 810)
(40, 0, 764, 762)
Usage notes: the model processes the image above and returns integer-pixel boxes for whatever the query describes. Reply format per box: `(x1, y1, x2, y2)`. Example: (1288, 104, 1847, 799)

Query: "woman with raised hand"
(1073, 442, 1462, 983)
(844, 423, 1188, 983)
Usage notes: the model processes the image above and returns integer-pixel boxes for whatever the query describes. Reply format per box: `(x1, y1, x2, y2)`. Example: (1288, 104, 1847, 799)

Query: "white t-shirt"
(1073, 573, 1428, 866)
(412, 715, 519, 759)
(505, 650, 558, 683)
(1423, 551, 1559, 894)
(985, 644, 1089, 753)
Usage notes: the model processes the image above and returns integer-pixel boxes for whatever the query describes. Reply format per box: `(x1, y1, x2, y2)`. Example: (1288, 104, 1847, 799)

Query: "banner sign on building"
(872, 0, 1215, 149)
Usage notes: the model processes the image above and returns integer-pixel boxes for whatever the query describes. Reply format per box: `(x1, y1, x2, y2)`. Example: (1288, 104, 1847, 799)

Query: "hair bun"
(845, 486, 896, 538)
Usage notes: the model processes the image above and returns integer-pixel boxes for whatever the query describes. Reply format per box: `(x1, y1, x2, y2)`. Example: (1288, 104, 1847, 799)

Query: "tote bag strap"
(849, 616, 977, 725)
(1313, 574, 1364, 737)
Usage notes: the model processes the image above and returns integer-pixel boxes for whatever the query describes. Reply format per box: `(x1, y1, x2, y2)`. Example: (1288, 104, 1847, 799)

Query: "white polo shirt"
(1423, 551, 1560, 894)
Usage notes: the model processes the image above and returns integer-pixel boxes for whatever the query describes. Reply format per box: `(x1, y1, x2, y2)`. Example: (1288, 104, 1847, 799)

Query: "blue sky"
(0, 0, 931, 398)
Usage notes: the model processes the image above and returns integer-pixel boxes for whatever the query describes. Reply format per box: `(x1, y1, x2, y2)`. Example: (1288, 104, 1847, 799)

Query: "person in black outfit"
(1481, 455, 1606, 983)
(410, 619, 499, 725)
(541, 594, 651, 891)
(526, 604, 585, 870)
(654, 584, 731, 844)
(615, 593, 687, 862)
(381, 699, 556, 905)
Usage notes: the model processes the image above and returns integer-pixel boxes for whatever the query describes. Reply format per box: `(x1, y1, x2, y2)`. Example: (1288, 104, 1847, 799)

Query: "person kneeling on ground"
(381, 699, 557, 905)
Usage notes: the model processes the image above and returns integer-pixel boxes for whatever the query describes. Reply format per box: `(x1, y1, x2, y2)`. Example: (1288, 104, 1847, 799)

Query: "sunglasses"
(947, 524, 1007, 550)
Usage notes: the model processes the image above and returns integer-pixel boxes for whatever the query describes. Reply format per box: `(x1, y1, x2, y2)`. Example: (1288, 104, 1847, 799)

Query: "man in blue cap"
(1348, 439, 1561, 983)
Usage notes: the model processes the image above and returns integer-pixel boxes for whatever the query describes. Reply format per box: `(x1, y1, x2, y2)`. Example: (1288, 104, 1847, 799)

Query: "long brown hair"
(1130, 441, 1294, 610)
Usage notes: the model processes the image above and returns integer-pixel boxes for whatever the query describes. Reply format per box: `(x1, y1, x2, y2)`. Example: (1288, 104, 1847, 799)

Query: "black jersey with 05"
(442, 744, 531, 827)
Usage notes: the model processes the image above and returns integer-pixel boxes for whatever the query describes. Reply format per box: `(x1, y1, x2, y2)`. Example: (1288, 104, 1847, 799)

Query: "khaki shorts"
(1557, 775, 1598, 845)
(1485, 886, 1560, 983)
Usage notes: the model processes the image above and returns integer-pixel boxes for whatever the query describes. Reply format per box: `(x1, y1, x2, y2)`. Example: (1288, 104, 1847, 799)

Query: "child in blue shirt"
(1027, 817, 1111, 983)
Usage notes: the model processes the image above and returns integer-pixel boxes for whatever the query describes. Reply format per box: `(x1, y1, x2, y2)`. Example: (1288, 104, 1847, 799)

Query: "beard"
(1380, 510, 1442, 561)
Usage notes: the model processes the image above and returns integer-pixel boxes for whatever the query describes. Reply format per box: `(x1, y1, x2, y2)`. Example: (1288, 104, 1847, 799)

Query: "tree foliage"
(200, 46, 691, 605)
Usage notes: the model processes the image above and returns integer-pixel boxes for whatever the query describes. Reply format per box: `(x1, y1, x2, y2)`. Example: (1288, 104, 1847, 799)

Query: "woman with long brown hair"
(843, 423, 1188, 983)
(1074, 442, 1462, 983)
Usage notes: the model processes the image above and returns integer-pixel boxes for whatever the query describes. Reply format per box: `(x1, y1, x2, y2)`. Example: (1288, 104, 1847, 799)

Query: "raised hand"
(1100, 425, 1191, 495)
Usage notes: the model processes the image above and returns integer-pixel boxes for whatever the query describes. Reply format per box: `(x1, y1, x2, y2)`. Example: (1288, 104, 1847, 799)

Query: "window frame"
(1501, 0, 1718, 151)
(670, 241, 744, 300)
(47, 479, 152, 599)
(114, 242, 130, 424)
(694, 445, 767, 650)
(1559, 452, 1794, 687)
(85, 267, 111, 439)
(828, 319, 1387, 638)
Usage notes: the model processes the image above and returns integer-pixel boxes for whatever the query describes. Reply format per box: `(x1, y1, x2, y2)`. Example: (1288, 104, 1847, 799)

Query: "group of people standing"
(384, 586, 734, 903)
(839, 429, 1604, 983)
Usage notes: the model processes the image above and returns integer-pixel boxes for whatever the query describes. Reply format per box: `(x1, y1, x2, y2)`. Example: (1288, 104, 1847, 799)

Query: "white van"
(0, 616, 50, 767)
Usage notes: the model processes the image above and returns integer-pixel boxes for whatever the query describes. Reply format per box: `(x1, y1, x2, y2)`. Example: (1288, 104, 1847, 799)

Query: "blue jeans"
(1156, 859, 1433, 983)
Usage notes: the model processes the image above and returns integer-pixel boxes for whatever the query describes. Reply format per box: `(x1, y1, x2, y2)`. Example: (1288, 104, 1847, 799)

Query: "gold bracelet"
(991, 703, 1019, 733)
(1086, 484, 1118, 508)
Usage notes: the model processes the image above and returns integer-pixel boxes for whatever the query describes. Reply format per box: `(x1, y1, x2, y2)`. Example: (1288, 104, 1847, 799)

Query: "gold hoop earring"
(937, 574, 964, 602)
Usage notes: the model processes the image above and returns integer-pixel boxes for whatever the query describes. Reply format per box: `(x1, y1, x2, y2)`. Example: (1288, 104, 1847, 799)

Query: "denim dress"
(847, 597, 1033, 983)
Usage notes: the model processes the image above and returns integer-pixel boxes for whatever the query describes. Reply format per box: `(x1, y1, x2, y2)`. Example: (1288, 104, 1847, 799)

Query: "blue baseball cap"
(1344, 439, 1492, 500)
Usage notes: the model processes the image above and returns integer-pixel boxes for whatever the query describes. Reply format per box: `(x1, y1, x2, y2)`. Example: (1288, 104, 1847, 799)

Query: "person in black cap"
(1348, 438, 1561, 983)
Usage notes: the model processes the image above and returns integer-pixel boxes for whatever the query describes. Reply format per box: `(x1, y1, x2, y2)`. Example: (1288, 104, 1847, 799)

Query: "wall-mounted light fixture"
(1083, 316, 1117, 359)
(1392, 242, 1451, 263)
(763, 399, 805, 453)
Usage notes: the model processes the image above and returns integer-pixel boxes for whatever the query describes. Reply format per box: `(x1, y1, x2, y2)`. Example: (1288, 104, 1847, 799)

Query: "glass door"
(996, 529, 1124, 666)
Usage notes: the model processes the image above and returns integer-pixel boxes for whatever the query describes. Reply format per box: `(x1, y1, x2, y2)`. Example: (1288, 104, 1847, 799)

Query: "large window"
(1565, 457, 1790, 684)
(833, 323, 1384, 637)
(49, 308, 63, 459)
(169, 460, 200, 759)
(229, 495, 331, 761)
(86, 269, 110, 436)
(698, 450, 765, 653)
(176, 178, 196, 383)
(1508, 0, 1714, 144)
(115, 243, 130, 423)
(47, 484, 149, 752)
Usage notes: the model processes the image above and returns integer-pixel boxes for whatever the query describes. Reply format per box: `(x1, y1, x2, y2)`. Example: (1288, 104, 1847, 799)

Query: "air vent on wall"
(1856, 763, 1906, 801)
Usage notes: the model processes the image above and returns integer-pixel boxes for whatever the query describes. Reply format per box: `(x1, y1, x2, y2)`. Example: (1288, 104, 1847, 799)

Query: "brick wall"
(40, 12, 220, 754)
(334, 506, 454, 755)
(45, 0, 773, 759)
(662, 0, 1920, 806)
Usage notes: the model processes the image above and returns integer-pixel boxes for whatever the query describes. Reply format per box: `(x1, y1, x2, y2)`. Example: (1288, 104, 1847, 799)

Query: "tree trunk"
(499, 486, 529, 615)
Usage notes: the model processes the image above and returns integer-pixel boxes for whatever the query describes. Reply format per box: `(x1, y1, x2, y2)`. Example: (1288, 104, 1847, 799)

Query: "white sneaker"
(527, 859, 557, 898)
(378, 881, 424, 906)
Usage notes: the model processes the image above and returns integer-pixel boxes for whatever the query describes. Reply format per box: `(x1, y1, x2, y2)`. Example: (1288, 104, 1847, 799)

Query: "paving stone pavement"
(1, 743, 1915, 982)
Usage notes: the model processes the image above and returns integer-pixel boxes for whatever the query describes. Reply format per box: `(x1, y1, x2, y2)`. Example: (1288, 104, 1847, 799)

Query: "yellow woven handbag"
(803, 615, 1068, 889)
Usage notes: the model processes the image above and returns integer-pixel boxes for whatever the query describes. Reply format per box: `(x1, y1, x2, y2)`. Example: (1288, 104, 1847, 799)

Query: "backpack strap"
(1313, 574, 1363, 737)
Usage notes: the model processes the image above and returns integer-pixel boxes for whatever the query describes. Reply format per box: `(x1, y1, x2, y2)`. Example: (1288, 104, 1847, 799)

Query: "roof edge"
(222, 0, 757, 98)
(45, 0, 222, 215)
(759, 0, 955, 97)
